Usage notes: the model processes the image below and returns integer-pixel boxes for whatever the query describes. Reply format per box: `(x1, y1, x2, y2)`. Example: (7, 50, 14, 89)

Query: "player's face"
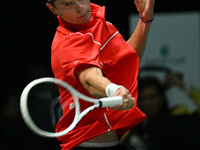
(48, 0, 91, 25)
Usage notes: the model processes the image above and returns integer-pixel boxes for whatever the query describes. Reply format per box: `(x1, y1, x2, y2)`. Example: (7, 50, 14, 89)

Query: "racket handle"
(99, 96, 123, 107)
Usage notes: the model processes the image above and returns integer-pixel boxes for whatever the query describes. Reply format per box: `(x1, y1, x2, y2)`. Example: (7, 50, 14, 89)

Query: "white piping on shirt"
(104, 113, 112, 130)
(69, 32, 102, 47)
(69, 31, 119, 51)
(79, 141, 119, 147)
(100, 31, 119, 51)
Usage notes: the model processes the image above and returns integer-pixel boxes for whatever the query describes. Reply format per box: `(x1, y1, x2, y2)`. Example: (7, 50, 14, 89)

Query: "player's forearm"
(127, 19, 152, 62)
(85, 74, 111, 98)
(78, 67, 111, 98)
(78, 67, 136, 110)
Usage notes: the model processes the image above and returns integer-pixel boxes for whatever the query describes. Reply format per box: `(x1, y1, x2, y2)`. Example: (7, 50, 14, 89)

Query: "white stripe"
(104, 113, 112, 129)
(86, 33, 102, 47)
(79, 141, 119, 147)
(106, 21, 113, 25)
(100, 31, 119, 51)
(100, 62, 104, 67)
(69, 32, 83, 36)
(69, 31, 119, 51)
(69, 32, 101, 47)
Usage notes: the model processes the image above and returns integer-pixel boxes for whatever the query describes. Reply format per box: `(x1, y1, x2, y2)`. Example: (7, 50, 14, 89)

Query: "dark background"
(1, 0, 200, 149)
(2, 0, 200, 100)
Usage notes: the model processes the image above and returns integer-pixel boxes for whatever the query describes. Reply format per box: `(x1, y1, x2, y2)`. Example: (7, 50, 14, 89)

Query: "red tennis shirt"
(51, 3, 146, 150)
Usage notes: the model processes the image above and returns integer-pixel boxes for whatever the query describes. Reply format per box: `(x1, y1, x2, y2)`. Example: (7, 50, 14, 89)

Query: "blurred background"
(1, 0, 200, 149)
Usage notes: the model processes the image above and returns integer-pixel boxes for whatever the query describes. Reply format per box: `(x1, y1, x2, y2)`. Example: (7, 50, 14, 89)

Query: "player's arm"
(78, 67, 110, 98)
(127, 0, 155, 61)
(77, 67, 135, 110)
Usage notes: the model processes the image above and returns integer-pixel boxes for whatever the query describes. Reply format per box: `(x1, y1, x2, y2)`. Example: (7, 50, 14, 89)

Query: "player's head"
(46, 0, 56, 6)
(46, 0, 91, 25)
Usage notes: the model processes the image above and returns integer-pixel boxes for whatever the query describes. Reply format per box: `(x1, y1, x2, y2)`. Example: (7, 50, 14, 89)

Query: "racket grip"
(99, 96, 123, 107)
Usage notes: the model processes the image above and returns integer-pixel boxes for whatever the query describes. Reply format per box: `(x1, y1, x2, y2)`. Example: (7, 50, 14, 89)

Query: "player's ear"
(46, 2, 58, 15)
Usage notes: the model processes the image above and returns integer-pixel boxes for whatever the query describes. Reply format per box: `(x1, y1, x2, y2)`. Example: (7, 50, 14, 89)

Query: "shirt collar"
(58, 3, 105, 31)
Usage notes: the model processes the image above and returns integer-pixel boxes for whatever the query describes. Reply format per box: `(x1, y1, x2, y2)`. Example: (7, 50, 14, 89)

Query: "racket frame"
(20, 77, 122, 138)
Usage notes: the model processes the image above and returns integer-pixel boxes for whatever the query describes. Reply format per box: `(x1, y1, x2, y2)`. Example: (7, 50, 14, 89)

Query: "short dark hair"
(46, 0, 56, 6)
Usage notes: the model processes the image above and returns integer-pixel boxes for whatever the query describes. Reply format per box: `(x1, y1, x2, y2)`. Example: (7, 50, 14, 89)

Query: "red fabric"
(51, 3, 146, 150)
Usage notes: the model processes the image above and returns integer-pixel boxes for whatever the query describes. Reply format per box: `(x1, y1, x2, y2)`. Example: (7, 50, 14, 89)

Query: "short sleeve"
(58, 33, 102, 79)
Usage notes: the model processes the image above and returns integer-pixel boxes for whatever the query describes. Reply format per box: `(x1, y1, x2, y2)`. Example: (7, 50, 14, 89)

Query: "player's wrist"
(105, 83, 124, 97)
(139, 13, 154, 23)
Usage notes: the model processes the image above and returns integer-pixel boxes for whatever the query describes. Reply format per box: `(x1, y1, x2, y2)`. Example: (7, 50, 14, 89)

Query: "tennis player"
(46, 0, 155, 149)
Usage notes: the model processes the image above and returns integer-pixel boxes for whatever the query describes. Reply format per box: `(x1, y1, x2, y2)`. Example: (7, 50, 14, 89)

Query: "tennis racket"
(20, 77, 123, 138)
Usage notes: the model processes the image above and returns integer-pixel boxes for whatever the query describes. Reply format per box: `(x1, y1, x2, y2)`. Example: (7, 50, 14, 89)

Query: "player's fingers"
(114, 87, 129, 96)
(113, 95, 135, 110)
(123, 96, 135, 109)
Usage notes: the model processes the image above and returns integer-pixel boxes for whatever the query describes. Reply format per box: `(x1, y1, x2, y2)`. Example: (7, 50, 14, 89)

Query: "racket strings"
(28, 83, 63, 132)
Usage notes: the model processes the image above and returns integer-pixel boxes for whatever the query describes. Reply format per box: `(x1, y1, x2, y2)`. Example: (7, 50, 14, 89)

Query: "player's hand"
(111, 87, 135, 110)
(134, 0, 155, 21)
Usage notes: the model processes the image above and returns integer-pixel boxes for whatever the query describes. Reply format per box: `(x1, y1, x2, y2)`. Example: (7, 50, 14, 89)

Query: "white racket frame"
(20, 77, 123, 138)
